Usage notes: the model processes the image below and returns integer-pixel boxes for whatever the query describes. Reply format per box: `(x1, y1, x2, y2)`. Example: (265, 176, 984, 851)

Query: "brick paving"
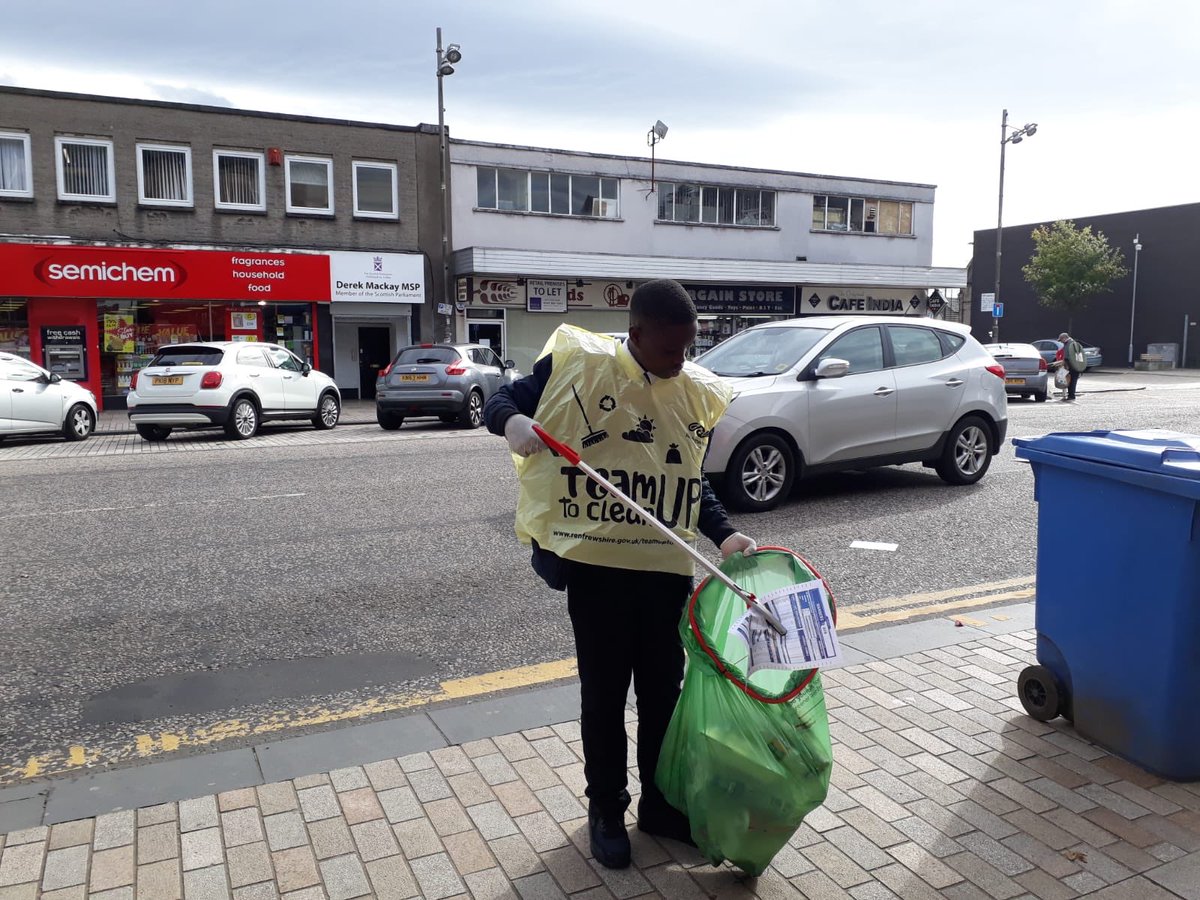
(3, 629, 1199, 898)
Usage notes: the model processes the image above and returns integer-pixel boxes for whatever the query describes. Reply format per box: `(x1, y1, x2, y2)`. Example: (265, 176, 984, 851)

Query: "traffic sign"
(980, 292, 995, 313)
(993, 302, 1004, 318)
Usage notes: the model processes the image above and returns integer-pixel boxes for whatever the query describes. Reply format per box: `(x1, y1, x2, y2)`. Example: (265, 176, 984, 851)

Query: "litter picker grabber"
(532, 424, 788, 637)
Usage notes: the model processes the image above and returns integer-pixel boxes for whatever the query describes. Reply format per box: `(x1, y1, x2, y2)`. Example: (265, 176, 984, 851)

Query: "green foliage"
(1022, 220, 1128, 318)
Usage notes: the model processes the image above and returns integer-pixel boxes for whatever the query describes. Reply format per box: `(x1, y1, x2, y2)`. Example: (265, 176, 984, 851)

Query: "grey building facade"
(0, 87, 445, 405)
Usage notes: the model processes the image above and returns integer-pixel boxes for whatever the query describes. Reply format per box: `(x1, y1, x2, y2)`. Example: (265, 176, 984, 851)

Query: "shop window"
(352, 161, 398, 219)
(285, 155, 334, 215)
(813, 194, 914, 235)
(0, 132, 33, 198)
(137, 143, 192, 207)
(55, 136, 115, 202)
(214, 150, 266, 211)
(658, 182, 775, 227)
(476, 166, 619, 218)
(98, 300, 223, 400)
(262, 303, 314, 363)
(0, 299, 30, 355)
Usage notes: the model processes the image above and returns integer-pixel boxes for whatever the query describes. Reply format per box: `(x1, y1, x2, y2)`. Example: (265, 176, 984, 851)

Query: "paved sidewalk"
(3, 608, 1199, 899)
(94, 401, 379, 435)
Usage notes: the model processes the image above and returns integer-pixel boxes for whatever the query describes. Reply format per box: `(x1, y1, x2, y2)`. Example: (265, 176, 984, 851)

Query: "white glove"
(504, 414, 546, 457)
(720, 532, 758, 559)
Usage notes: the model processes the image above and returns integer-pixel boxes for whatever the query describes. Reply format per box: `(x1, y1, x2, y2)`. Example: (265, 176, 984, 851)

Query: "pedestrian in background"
(483, 279, 756, 869)
(1056, 331, 1087, 401)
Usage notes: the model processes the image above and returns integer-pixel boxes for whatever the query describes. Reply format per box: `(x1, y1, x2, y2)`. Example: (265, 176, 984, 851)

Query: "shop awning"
(452, 247, 967, 289)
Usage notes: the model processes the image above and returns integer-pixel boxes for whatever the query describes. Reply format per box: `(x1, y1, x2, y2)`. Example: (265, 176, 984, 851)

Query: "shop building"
(971, 202, 1200, 367)
(449, 140, 967, 371)
(0, 87, 445, 407)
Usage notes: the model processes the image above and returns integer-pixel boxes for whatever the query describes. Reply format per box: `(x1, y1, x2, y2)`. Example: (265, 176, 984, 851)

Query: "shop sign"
(684, 284, 796, 315)
(471, 278, 525, 307)
(329, 251, 424, 303)
(41, 325, 86, 345)
(802, 286, 928, 316)
(0, 243, 330, 301)
(527, 278, 568, 313)
(567, 280, 634, 310)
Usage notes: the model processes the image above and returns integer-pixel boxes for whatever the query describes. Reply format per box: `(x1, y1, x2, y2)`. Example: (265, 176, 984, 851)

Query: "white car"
(0, 352, 97, 441)
(696, 316, 1009, 512)
(127, 341, 341, 441)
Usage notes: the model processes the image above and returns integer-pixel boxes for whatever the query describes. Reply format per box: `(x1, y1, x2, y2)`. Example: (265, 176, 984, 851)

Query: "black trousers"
(1067, 369, 1080, 399)
(566, 561, 691, 813)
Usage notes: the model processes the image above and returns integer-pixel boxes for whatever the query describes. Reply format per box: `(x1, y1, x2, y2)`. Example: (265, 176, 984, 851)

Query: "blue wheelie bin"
(1012, 429, 1200, 780)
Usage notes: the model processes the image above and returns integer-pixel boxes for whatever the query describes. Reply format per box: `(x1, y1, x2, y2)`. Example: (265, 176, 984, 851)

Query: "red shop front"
(0, 243, 332, 410)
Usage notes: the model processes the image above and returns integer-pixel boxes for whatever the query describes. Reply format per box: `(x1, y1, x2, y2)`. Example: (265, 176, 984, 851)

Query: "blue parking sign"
(993, 302, 1004, 318)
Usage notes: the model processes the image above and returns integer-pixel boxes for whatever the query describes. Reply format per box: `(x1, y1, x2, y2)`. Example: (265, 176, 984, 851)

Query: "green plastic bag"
(656, 549, 835, 876)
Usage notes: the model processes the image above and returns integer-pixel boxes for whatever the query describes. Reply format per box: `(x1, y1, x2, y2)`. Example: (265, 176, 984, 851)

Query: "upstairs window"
(476, 167, 619, 218)
(214, 150, 266, 211)
(137, 143, 192, 207)
(657, 183, 775, 226)
(812, 194, 914, 235)
(285, 155, 334, 215)
(55, 136, 115, 202)
(352, 161, 398, 219)
(0, 132, 32, 198)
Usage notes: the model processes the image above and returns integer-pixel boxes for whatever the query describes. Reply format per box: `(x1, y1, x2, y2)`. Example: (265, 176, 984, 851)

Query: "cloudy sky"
(2, 1, 1196, 266)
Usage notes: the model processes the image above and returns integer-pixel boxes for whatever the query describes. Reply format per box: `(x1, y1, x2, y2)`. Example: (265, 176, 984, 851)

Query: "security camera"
(445, 44, 462, 64)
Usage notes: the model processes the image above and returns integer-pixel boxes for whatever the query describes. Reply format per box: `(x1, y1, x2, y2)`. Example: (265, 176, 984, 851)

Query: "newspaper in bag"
(731, 581, 843, 675)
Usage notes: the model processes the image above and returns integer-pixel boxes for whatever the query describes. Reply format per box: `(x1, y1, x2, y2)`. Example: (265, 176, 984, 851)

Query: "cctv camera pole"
(436, 28, 453, 342)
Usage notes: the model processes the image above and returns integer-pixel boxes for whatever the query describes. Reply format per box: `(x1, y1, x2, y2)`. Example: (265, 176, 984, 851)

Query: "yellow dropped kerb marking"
(0, 658, 579, 786)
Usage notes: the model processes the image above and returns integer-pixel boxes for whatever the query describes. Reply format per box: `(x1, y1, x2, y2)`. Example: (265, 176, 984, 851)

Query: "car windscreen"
(696, 326, 829, 377)
(394, 347, 459, 365)
(150, 347, 224, 366)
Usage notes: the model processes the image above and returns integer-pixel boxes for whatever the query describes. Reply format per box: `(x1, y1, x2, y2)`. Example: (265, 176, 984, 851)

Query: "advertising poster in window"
(103, 313, 136, 352)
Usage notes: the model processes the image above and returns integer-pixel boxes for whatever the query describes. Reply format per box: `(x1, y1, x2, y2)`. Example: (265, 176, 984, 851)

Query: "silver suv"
(127, 341, 341, 441)
(696, 316, 1008, 511)
(375, 343, 519, 430)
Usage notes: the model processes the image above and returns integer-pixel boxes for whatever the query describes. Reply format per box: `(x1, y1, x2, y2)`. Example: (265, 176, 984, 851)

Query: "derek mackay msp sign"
(0, 244, 425, 303)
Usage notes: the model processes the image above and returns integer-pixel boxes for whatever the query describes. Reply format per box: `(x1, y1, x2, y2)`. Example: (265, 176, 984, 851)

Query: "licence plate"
(1005, 377, 1026, 385)
(152, 376, 184, 385)
(399, 374, 429, 383)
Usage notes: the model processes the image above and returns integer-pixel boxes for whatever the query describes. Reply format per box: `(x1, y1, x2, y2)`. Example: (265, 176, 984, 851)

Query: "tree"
(1021, 220, 1128, 331)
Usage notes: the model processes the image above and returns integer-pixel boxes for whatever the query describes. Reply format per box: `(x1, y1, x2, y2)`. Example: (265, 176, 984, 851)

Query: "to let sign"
(527, 278, 568, 313)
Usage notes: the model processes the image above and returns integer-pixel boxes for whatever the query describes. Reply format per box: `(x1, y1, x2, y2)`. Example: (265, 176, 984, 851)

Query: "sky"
(2, 0, 1196, 267)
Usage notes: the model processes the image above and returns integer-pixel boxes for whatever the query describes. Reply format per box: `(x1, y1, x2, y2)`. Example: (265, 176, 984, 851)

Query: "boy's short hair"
(629, 279, 697, 327)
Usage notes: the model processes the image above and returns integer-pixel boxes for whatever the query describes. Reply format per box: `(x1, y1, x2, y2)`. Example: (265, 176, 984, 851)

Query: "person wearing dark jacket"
(484, 279, 755, 869)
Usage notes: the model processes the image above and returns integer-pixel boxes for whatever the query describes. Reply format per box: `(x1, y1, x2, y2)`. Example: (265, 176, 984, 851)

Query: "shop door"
(467, 321, 506, 362)
(358, 327, 391, 400)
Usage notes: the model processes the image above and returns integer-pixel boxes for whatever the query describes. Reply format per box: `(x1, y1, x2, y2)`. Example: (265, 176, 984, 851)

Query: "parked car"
(375, 343, 519, 430)
(984, 342, 1049, 402)
(695, 316, 1008, 512)
(126, 342, 341, 441)
(1032, 338, 1103, 369)
(0, 352, 97, 441)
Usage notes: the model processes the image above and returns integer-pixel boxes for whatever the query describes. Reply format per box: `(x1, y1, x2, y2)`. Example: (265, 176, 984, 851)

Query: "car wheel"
(377, 410, 404, 430)
(1035, 390, 1048, 402)
(224, 397, 259, 440)
(313, 392, 340, 430)
(936, 415, 993, 485)
(136, 424, 172, 441)
(63, 403, 95, 441)
(725, 433, 796, 512)
(457, 390, 484, 428)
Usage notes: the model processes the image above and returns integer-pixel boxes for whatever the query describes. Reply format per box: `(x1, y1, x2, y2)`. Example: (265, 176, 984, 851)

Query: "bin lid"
(1013, 429, 1200, 478)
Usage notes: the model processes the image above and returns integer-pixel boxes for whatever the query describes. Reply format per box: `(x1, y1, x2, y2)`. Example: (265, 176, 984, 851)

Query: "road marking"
(2, 579, 1034, 784)
(850, 541, 898, 552)
(243, 493, 307, 500)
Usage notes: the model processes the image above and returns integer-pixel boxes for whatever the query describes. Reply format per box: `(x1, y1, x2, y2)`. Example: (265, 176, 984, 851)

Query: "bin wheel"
(1018, 665, 1063, 722)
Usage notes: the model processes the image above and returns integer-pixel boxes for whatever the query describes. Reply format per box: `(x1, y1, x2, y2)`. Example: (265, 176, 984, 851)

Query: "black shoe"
(588, 798, 631, 869)
(637, 799, 697, 847)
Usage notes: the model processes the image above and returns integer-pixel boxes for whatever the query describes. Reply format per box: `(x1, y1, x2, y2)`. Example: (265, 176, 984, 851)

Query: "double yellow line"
(2, 576, 1034, 785)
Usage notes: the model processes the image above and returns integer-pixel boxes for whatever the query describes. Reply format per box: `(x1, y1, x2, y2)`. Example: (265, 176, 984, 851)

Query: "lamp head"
(1010, 133, 1023, 144)
(1024, 123, 1037, 136)
(445, 44, 462, 64)
(438, 62, 455, 76)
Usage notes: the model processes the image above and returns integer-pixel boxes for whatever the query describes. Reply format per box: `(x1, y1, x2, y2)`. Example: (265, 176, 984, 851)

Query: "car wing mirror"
(504, 359, 516, 369)
(47, 372, 62, 384)
(301, 362, 312, 376)
(813, 357, 850, 379)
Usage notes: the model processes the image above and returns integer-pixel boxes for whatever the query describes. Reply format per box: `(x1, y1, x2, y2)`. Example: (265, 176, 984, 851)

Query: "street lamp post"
(1127, 234, 1142, 366)
(436, 28, 463, 342)
(993, 109, 1037, 343)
